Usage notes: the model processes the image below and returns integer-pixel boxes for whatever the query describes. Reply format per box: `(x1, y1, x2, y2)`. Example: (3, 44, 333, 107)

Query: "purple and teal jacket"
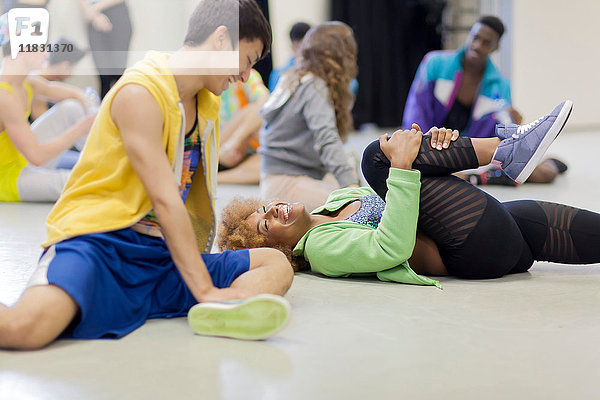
(403, 47, 513, 138)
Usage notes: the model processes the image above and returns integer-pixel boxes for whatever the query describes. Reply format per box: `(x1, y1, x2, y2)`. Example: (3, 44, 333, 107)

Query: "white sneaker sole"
(515, 100, 573, 184)
(187, 294, 291, 340)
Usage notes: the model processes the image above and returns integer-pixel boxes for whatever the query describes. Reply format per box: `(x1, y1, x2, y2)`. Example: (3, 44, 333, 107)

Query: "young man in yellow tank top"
(0, 0, 293, 349)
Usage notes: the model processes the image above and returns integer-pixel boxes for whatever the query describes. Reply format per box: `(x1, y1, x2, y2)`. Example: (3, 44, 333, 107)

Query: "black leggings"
(88, 2, 133, 98)
(362, 137, 600, 279)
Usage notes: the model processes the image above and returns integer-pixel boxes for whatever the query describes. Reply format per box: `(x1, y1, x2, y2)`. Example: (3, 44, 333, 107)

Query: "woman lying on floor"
(217, 101, 599, 286)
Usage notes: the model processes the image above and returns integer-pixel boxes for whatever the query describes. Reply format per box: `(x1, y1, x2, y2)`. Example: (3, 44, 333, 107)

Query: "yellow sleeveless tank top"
(0, 81, 34, 202)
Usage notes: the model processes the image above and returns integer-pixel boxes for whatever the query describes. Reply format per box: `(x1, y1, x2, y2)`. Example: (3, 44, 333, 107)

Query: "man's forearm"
(153, 198, 215, 302)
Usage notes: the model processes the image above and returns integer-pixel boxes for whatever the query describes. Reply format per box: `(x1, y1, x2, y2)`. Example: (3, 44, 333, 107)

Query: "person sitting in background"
(217, 69, 269, 185)
(258, 22, 360, 212)
(268, 21, 310, 92)
(403, 15, 567, 186)
(0, 33, 94, 202)
(29, 37, 98, 122)
(29, 38, 100, 123)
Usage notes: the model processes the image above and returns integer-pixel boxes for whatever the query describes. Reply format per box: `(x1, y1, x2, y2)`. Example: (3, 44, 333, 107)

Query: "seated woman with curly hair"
(220, 102, 600, 286)
(258, 21, 360, 212)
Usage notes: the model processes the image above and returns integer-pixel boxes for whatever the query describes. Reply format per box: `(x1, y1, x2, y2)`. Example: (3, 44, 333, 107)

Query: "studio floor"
(1, 129, 599, 400)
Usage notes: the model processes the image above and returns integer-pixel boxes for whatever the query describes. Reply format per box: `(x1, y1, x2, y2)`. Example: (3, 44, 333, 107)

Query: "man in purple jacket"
(403, 15, 566, 185)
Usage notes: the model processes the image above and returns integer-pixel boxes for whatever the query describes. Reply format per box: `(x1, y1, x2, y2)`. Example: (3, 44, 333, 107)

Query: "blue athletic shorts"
(33, 228, 250, 339)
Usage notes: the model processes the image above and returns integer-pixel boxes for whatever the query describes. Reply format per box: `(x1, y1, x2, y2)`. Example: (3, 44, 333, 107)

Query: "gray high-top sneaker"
(493, 100, 573, 184)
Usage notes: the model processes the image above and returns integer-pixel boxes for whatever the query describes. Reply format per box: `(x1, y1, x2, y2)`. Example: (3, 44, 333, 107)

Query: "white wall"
(511, 0, 600, 129)
(268, 0, 328, 68)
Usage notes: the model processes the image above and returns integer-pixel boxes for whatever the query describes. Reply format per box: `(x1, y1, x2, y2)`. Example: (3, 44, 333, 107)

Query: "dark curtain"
(332, 0, 445, 127)
(253, 0, 273, 83)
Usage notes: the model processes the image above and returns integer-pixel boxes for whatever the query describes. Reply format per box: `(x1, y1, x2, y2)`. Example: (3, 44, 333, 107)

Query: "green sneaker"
(187, 294, 291, 340)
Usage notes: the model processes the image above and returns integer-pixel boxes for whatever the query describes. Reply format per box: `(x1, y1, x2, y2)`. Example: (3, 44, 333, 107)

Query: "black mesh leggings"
(362, 138, 600, 278)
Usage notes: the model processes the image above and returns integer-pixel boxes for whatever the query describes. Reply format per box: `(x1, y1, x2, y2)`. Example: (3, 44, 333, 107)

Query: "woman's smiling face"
(245, 201, 312, 247)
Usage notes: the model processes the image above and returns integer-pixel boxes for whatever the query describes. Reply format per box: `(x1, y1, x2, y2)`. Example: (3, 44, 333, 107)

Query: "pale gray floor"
(1, 129, 600, 400)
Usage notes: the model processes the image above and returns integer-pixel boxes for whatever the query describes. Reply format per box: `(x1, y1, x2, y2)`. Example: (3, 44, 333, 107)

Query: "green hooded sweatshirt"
(293, 167, 441, 288)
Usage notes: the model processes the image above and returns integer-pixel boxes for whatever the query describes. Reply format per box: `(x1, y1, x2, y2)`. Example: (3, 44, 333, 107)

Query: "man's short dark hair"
(289, 22, 311, 42)
(47, 38, 86, 66)
(184, 0, 272, 59)
(478, 15, 504, 39)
